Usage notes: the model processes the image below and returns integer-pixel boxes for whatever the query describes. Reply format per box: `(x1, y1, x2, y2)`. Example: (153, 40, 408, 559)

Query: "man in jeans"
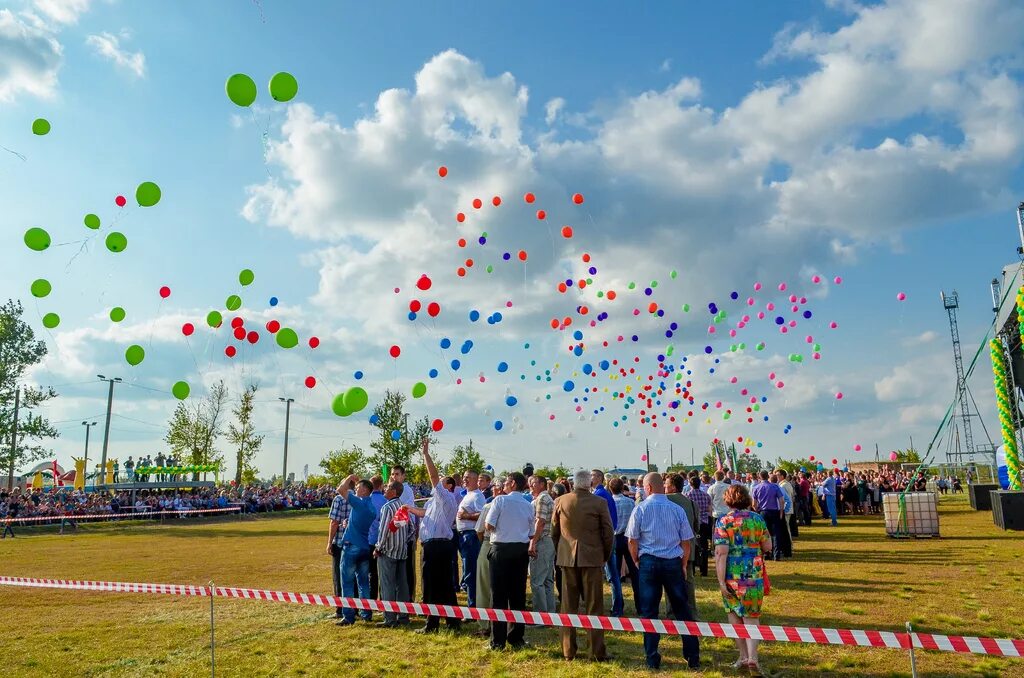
(374, 481, 413, 627)
(751, 470, 785, 561)
(822, 470, 839, 526)
(527, 474, 556, 613)
(456, 469, 484, 606)
(627, 472, 699, 670)
(326, 481, 351, 619)
(337, 474, 379, 626)
(609, 477, 639, 616)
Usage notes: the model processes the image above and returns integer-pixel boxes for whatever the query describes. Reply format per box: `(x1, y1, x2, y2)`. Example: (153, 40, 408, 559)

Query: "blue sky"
(3, 0, 1023, 477)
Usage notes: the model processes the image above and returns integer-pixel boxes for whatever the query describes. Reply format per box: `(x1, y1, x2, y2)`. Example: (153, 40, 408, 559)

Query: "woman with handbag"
(714, 483, 773, 676)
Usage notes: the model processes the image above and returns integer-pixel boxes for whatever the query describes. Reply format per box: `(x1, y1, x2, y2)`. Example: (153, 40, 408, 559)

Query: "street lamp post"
(279, 397, 294, 486)
(97, 375, 122, 488)
(81, 421, 97, 490)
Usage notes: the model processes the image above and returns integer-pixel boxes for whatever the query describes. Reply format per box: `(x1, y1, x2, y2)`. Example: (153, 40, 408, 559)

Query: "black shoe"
(376, 621, 397, 628)
(485, 642, 504, 651)
(336, 619, 355, 626)
(509, 641, 530, 651)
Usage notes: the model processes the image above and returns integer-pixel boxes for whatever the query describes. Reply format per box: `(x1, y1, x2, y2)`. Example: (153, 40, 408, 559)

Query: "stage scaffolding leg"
(906, 622, 919, 678)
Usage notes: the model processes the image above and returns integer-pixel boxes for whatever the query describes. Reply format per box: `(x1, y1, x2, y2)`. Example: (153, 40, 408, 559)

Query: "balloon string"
(2, 145, 26, 161)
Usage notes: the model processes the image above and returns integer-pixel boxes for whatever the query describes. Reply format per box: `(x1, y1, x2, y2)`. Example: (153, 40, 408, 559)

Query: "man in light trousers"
(528, 474, 556, 613)
(374, 481, 412, 626)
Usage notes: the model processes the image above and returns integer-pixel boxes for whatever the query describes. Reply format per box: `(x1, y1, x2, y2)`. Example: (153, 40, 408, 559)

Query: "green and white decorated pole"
(991, 336, 1022, 491)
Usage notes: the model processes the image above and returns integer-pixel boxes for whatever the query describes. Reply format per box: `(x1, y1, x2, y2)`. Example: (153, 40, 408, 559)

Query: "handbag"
(761, 559, 771, 595)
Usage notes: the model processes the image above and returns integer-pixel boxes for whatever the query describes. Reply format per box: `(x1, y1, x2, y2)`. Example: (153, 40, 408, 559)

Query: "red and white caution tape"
(1, 506, 243, 524)
(0, 575, 1021, 658)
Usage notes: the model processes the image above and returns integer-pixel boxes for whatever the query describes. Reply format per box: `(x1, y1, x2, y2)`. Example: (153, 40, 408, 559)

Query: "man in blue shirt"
(626, 472, 699, 670)
(822, 470, 838, 526)
(591, 469, 620, 604)
(367, 476, 389, 599)
(751, 470, 785, 560)
(338, 474, 379, 626)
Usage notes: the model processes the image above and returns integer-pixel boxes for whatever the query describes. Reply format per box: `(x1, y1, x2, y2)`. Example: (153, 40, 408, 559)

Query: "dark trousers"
(789, 511, 799, 538)
(798, 496, 812, 525)
(612, 534, 640, 615)
(369, 551, 379, 600)
(450, 532, 460, 592)
(458, 530, 481, 606)
(421, 539, 460, 630)
(405, 541, 417, 601)
(637, 555, 699, 669)
(778, 514, 793, 557)
(696, 520, 712, 576)
(760, 509, 784, 560)
(330, 543, 343, 617)
(488, 542, 529, 648)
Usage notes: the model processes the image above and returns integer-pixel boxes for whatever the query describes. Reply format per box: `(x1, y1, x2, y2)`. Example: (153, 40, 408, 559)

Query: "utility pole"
(645, 438, 650, 474)
(6, 386, 19, 492)
(97, 375, 121, 489)
(670, 444, 674, 469)
(82, 421, 97, 490)
(278, 397, 294, 486)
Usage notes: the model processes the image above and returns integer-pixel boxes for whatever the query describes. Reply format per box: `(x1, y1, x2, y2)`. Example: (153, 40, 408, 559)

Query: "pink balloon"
(778, 282, 787, 291)
(829, 321, 838, 329)
(889, 451, 898, 461)
(836, 392, 844, 400)
(897, 292, 906, 301)
(730, 376, 738, 383)
(854, 444, 862, 452)
(769, 372, 776, 380)
(641, 454, 648, 461)
(812, 275, 821, 284)
(834, 276, 843, 284)
(776, 381, 785, 388)
(766, 302, 775, 311)
(708, 326, 716, 334)
(757, 312, 766, 320)
(753, 282, 762, 291)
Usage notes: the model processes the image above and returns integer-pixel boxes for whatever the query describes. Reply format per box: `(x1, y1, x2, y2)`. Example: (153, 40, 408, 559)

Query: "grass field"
(1, 494, 1022, 678)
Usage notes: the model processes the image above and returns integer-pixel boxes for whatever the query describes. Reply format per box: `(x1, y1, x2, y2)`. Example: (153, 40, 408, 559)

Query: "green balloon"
(84, 214, 101, 230)
(343, 387, 369, 413)
(32, 118, 50, 135)
(239, 269, 255, 286)
(331, 393, 352, 417)
(269, 72, 298, 102)
(411, 382, 427, 399)
(109, 307, 126, 323)
(207, 310, 223, 327)
(276, 327, 298, 349)
(172, 381, 190, 400)
(225, 294, 242, 311)
(30, 279, 51, 298)
(225, 74, 257, 107)
(136, 181, 161, 207)
(125, 344, 145, 366)
(42, 312, 60, 329)
(106, 231, 127, 252)
(24, 227, 50, 251)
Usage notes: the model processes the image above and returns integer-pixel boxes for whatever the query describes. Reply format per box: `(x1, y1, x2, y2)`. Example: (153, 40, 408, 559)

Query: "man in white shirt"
(485, 472, 535, 650)
(456, 470, 485, 607)
(707, 470, 730, 523)
(390, 464, 418, 600)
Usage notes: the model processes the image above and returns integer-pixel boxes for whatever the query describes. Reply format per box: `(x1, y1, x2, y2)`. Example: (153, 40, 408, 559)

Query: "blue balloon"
(492, 312, 503, 323)
(369, 414, 380, 424)
(428, 368, 439, 378)
(803, 310, 812, 319)
(408, 312, 417, 321)
(469, 310, 480, 322)
(704, 346, 713, 354)
(775, 316, 785, 325)
(461, 340, 473, 355)
(487, 316, 495, 325)
(354, 371, 364, 380)
(494, 420, 503, 431)
(573, 346, 583, 356)
(582, 363, 593, 374)
(506, 396, 517, 407)
(497, 361, 508, 373)
(563, 380, 575, 392)
(573, 330, 583, 341)
(269, 297, 279, 307)
(599, 360, 610, 370)
(451, 359, 461, 370)
(391, 430, 401, 441)
(440, 337, 451, 349)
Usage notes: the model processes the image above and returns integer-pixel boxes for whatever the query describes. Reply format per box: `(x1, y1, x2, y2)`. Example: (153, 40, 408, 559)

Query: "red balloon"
(561, 225, 573, 238)
(115, 195, 126, 207)
(225, 346, 237, 358)
(410, 300, 422, 313)
(308, 336, 320, 349)
(431, 418, 444, 432)
(457, 238, 467, 248)
(230, 317, 244, 329)
(427, 302, 441, 317)
(159, 286, 171, 299)
(246, 331, 259, 344)
(492, 196, 501, 207)
(472, 198, 482, 209)
(831, 459, 838, 466)
(438, 166, 448, 178)
(572, 193, 584, 204)
(518, 250, 528, 261)
(266, 320, 280, 333)
(456, 267, 466, 277)
(417, 275, 432, 291)
(456, 212, 465, 223)
(233, 326, 246, 340)
(809, 455, 816, 461)
(536, 210, 546, 220)
(524, 192, 535, 204)
(304, 376, 316, 389)
(181, 323, 195, 336)
(389, 345, 401, 358)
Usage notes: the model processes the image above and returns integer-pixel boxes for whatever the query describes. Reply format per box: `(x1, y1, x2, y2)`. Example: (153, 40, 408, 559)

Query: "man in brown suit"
(551, 468, 614, 661)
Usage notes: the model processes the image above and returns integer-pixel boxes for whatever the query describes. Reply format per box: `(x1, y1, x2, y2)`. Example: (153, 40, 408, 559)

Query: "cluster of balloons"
(226, 72, 298, 107)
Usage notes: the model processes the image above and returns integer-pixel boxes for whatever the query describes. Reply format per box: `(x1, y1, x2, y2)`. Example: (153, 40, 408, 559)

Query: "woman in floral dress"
(714, 484, 773, 676)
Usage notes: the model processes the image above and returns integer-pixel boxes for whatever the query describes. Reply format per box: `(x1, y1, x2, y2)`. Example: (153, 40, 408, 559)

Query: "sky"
(2, 0, 1024, 479)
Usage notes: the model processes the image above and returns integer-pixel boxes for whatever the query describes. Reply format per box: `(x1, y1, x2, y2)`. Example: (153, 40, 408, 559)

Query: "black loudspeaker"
(991, 491, 1024, 531)
(970, 484, 998, 510)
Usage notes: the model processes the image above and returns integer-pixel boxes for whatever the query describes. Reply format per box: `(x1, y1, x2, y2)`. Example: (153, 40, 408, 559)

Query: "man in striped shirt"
(325, 482, 351, 619)
(627, 472, 700, 670)
(688, 475, 712, 577)
(374, 481, 413, 627)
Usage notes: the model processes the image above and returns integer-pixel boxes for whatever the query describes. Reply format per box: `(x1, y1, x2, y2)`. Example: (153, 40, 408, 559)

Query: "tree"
(535, 462, 573, 481)
(319, 445, 369, 485)
(894, 448, 921, 463)
(772, 457, 815, 475)
(702, 448, 763, 474)
(443, 442, 486, 476)
(227, 384, 263, 485)
(165, 380, 228, 478)
(368, 389, 436, 471)
(1, 300, 59, 486)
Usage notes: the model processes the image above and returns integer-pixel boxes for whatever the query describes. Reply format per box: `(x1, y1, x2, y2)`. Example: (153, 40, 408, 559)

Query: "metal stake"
(906, 621, 918, 678)
(209, 580, 216, 678)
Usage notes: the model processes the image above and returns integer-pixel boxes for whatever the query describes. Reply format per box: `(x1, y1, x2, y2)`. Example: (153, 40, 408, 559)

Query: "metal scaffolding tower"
(941, 290, 976, 463)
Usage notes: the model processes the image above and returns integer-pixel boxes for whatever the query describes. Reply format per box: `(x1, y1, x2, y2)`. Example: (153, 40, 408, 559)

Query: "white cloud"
(659, 58, 672, 73)
(904, 330, 938, 347)
(544, 96, 565, 126)
(0, 9, 62, 101)
(86, 31, 145, 78)
(33, 0, 91, 25)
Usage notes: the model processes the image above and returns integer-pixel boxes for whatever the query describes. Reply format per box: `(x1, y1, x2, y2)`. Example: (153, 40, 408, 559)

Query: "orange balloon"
(561, 225, 573, 238)
(578, 279, 587, 289)
(572, 193, 584, 204)
(606, 290, 617, 300)
(438, 166, 448, 178)
(648, 302, 658, 313)
(579, 306, 589, 315)
(518, 250, 527, 261)
(550, 318, 559, 329)
(582, 253, 591, 262)
(557, 282, 567, 293)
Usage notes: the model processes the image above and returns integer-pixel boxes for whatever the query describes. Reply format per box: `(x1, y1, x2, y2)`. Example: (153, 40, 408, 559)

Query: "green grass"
(0, 495, 1022, 677)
